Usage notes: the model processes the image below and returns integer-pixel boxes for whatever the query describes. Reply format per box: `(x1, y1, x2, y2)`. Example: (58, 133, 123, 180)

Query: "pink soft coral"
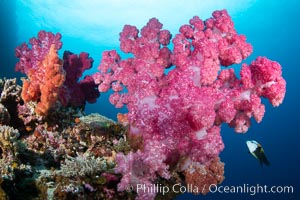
(93, 9, 286, 199)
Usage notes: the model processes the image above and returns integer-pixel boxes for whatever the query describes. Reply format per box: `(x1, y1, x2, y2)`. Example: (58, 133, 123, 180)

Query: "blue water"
(1, 1, 299, 199)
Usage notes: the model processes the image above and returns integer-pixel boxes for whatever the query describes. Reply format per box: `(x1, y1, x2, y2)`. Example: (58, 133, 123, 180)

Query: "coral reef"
(0, 9, 286, 200)
(0, 111, 132, 199)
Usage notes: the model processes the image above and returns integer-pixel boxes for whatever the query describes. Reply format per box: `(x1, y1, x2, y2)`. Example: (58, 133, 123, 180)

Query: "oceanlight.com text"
(132, 183, 294, 196)
(209, 183, 294, 196)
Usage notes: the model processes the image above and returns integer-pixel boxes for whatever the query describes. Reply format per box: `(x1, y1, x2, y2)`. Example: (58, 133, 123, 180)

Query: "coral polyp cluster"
(0, 9, 285, 200)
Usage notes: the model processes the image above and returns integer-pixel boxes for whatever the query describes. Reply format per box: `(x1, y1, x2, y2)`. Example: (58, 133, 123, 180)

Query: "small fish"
(246, 140, 270, 167)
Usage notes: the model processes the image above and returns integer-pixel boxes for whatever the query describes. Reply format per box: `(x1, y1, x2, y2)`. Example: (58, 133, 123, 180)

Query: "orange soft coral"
(21, 44, 65, 115)
(117, 113, 128, 126)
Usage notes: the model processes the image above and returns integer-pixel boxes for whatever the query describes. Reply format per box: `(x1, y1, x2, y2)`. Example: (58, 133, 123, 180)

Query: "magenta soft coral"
(60, 51, 99, 107)
(93, 9, 286, 199)
(15, 30, 62, 74)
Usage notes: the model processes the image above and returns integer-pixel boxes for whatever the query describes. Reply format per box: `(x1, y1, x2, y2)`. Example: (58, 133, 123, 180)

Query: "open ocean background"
(1, 0, 299, 199)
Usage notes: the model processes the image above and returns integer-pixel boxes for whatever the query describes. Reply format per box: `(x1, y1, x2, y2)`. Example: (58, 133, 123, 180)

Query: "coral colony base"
(0, 10, 285, 200)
